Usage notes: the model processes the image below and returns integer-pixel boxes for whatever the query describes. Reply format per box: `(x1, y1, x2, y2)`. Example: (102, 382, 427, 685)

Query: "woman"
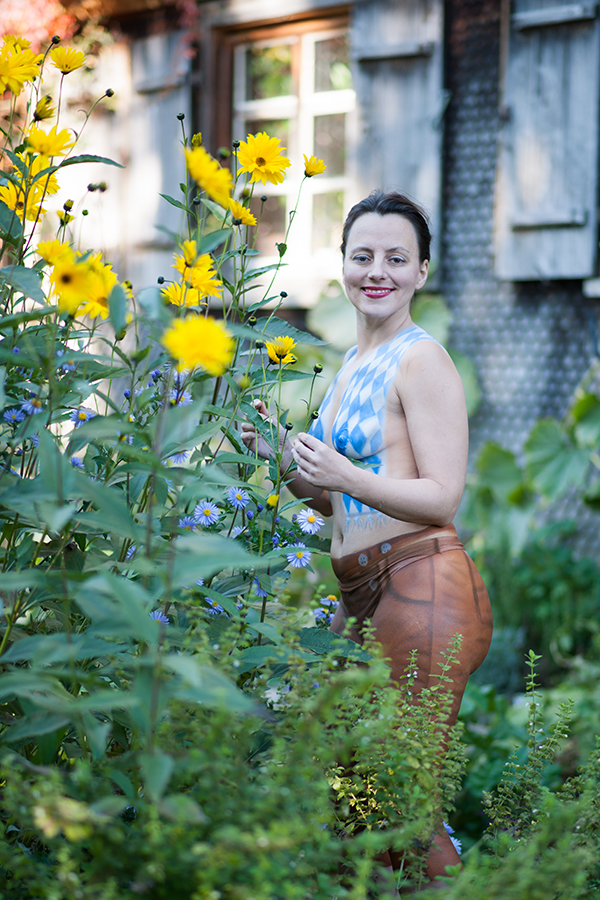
(241, 190, 493, 887)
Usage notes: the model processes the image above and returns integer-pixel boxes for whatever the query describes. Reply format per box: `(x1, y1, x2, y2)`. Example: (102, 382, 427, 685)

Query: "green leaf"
(201, 197, 226, 222)
(475, 444, 523, 504)
(258, 316, 327, 346)
(137, 286, 170, 323)
(170, 533, 259, 588)
(2, 711, 70, 744)
(0, 200, 23, 239)
(139, 751, 174, 801)
(164, 654, 254, 713)
(245, 621, 283, 644)
(525, 419, 590, 499)
(0, 365, 5, 412)
(0, 265, 44, 302)
(299, 627, 373, 662)
(571, 393, 600, 447)
(158, 794, 208, 823)
(57, 153, 125, 170)
(1, 633, 128, 665)
(159, 193, 191, 212)
(198, 228, 232, 256)
(108, 283, 128, 336)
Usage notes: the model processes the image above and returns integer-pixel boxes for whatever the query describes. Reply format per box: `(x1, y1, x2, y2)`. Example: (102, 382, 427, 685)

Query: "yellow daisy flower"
(265, 335, 297, 365)
(162, 315, 234, 374)
(20, 153, 60, 196)
(37, 240, 73, 265)
(27, 125, 74, 158)
(227, 199, 257, 226)
(161, 282, 204, 308)
(50, 257, 95, 316)
(3, 35, 31, 52)
(49, 46, 87, 75)
(266, 494, 279, 507)
(184, 146, 233, 207)
(78, 253, 119, 319)
(173, 251, 222, 298)
(0, 182, 45, 222)
(0, 41, 41, 94)
(236, 132, 291, 186)
(303, 155, 327, 177)
(33, 94, 55, 122)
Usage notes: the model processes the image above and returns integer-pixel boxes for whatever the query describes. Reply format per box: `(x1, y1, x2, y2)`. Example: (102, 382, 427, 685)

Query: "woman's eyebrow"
(349, 245, 411, 253)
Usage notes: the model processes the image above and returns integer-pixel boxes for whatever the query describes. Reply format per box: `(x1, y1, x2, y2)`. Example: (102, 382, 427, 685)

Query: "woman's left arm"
(291, 343, 468, 527)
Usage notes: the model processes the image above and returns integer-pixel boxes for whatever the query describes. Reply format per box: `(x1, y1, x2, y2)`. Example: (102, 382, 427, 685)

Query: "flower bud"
(260, 195, 267, 203)
(248, 315, 257, 326)
(51, 35, 60, 43)
(280, 291, 288, 298)
(310, 410, 319, 420)
(313, 363, 323, 373)
(284, 422, 293, 431)
(63, 199, 74, 211)
(157, 276, 165, 284)
(255, 340, 265, 349)
(232, 140, 240, 149)
(177, 112, 185, 120)
(105, 88, 114, 97)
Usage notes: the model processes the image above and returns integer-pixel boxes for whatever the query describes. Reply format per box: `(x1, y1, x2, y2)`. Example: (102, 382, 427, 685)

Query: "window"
(228, 18, 356, 306)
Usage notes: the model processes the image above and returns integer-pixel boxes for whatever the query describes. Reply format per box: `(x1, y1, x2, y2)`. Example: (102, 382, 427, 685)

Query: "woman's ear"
(416, 259, 429, 290)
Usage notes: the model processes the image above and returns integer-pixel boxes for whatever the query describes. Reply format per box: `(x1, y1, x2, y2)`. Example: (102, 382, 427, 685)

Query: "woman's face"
(342, 213, 429, 324)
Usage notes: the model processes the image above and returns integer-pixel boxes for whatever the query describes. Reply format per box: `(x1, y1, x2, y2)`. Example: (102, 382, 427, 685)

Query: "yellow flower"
(37, 240, 73, 265)
(161, 282, 204, 308)
(3, 35, 31, 52)
(33, 94, 55, 122)
(50, 257, 95, 315)
(27, 125, 74, 158)
(191, 132, 202, 148)
(236, 132, 291, 186)
(49, 46, 87, 75)
(162, 315, 234, 375)
(0, 41, 42, 94)
(303, 155, 327, 177)
(184, 146, 232, 207)
(173, 251, 222, 299)
(0, 182, 45, 222)
(266, 335, 297, 365)
(266, 494, 279, 508)
(227, 199, 257, 226)
(78, 253, 119, 319)
(20, 153, 60, 196)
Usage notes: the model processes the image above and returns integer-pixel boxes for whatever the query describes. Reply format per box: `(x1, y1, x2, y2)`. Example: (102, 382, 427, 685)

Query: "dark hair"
(341, 190, 431, 262)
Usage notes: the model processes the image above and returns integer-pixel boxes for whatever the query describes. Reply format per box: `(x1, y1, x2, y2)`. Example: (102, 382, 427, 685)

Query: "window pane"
(315, 35, 352, 92)
(244, 118, 290, 150)
(245, 45, 293, 100)
(312, 191, 344, 252)
(314, 113, 346, 176)
(250, 195, 287, 254)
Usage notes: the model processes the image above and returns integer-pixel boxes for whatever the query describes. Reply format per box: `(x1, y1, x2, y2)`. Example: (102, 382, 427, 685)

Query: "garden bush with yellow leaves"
(0, 32, 475, 900)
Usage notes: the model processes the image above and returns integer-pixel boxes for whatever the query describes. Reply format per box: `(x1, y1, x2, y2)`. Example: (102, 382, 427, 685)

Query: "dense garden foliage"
(0, 32, 599, 899)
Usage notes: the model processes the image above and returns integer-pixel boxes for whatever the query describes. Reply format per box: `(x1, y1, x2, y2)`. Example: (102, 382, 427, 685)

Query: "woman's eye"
(352, 254, 369, 263)
(389, 256, 405, 264)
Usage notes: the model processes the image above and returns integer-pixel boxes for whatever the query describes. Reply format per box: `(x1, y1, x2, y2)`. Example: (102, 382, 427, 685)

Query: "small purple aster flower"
(126, 544, 137, 560)
(152, 369, 161, 381)
(169, 388, 193, 407)
(196, 578, 205, 586)
(3, 408, 25, 424)
(30, 434, 39, 447)
(194, 500, 220, 527)
(286, 544, 311, 568)
(149, 609, 169, 625)
(253, 577, 268, 599)
(179, 515, 197, 531)
(274, 516, 280, 524)
(443, 822, 461, 855)
(70, 408, 96, 428)
(70, 456, 85, 468)
(169, 451, 190, 465)
(297, 508, 324, 535)
(123, 388, 131, 399)
(21, 397, 44, 415)
(231, 525, 246, 539)
(256, 503, 264, 512)
(227, 486, 249, 510)
(57, 350, 77, 372)
(291, 514, 297, 523)
(246, 509, 254, 520)
(12, 346, 20, 355)
(314, 607, 334, 625)
(205, 598, 225, 615)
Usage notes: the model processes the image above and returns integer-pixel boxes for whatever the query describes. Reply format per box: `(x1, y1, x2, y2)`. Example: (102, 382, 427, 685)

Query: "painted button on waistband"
(358, 553, 368, 566)
(381, 542, 391, 554)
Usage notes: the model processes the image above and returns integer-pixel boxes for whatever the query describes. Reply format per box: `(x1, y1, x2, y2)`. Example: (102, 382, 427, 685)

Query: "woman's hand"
(292, 432, 353, 492)
(240, 399, 291, 463)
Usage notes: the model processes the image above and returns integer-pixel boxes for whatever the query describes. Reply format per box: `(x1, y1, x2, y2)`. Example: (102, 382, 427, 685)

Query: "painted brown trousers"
(329, 524, 493, 882)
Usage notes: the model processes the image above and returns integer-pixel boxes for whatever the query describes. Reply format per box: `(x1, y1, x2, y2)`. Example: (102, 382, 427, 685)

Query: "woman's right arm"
(240, 400, 333, 516)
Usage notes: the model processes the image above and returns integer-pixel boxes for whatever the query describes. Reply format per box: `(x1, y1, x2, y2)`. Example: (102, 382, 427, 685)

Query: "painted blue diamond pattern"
(310, 325, 440, 531)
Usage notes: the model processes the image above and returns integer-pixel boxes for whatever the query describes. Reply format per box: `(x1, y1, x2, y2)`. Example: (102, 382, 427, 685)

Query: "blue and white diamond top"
(309, 324, 440, 532)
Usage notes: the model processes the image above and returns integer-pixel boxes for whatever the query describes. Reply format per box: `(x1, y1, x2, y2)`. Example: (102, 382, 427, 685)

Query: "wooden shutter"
(495, 1, 600, 280)
(349, 0, 445, 267)
(127, 32, 191, 248)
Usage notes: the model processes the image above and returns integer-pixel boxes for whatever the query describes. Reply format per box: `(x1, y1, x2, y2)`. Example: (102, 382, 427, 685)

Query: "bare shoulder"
(397, 338, 464, 397)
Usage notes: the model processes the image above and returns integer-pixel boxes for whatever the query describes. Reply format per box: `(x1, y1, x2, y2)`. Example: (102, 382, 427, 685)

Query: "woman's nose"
(367, 256, 385, 279)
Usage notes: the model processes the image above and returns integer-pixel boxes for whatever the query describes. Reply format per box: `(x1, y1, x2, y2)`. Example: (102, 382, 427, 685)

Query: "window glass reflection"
(315, 35, 352, 92)
(244, 118, 290, 150)
(245, 45, 293, 100)
(314, 113, 346, 176)
(250, 195, 287, 254)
